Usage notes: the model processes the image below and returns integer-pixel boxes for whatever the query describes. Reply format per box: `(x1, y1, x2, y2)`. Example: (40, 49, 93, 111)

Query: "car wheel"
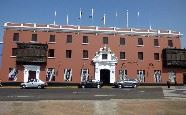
(22, 85, 26, 89)
(133, 84, 137, 88)
(119, 84, 122, 88)
(97, 84, 100, 88)
(82, 85, 85, 88)
(37, 85, 42, 89)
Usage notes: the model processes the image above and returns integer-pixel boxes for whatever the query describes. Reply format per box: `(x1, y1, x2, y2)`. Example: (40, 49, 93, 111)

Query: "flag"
(101, 14, 106, 25)
(66, 14, 69, 25)
(89, 8, 94, 19)
(54, 11, 57, 17)
(137, 11, 140, 17)
(116, 11, 118, 17)
(78, 8, 82, 20)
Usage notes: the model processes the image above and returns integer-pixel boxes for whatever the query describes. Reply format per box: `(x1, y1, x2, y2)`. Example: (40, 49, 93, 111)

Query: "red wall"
(0, 28, 184, 84)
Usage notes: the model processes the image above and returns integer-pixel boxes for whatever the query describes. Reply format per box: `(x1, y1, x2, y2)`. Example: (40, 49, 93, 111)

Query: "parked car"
(20, 79, 48, 89)
(79, 79, 103, 88)
(113, 79, 139, 88)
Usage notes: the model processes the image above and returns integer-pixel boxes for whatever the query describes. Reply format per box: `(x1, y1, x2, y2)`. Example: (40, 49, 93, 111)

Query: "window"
(137, 70, 145, 83)
(46, 68, 55, 81)
(120, 52, 125, 59)
(8, 68, 18, 81)
(168, 40, 173, 47)
(138, 52, 143, 60)
(83, 36, 88, 44)
(83, 50, 88, 59)
(48, 49, 55, 57)
(119, 69, 127, 80)
(49, 35, 55, 42)
(154, 53, 160, 60)
(102, 54, 108, 59)
(154, 70, 161, 83)
(66, 35, 72, 43)
(12, 48, 17, 56)
(31, 34, 37, 41)
(168, 70, 176, 83)
(103, 37, 108, 44)
(120, 37, 125, 45)
(81, 69, 89, 82)
(138, 38, 143, 45)
(13, 33, 19, 41)
(64, 69, 72, 81)
(154, 39, 159, 46)
(66, 50, 72, 58)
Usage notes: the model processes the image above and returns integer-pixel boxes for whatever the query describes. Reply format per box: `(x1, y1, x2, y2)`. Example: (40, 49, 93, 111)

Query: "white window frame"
(81, 69, 89, 82)
(154, 70, 161, 83)
(137, 70, 145, 83)
(64, 69, 72, 81)
(8, 68, 18, 81)
(46, 68, 55, 81)
(119, 69, 127, 80)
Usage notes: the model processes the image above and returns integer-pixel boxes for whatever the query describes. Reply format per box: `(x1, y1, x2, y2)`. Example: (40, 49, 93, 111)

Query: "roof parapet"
(4, 22, 182, 36)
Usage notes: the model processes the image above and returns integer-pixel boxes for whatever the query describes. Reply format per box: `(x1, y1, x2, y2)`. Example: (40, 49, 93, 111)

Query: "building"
(0, 22, 186, 85)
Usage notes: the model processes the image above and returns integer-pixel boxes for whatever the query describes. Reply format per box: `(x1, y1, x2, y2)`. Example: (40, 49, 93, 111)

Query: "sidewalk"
(162, 85, 186, 99)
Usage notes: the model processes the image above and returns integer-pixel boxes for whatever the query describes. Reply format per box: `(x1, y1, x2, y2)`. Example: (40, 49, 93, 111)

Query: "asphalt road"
(0, 87, 164, 101)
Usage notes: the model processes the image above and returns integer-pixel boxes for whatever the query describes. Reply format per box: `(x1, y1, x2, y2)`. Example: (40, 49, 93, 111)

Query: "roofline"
(3, 22, 183, 37)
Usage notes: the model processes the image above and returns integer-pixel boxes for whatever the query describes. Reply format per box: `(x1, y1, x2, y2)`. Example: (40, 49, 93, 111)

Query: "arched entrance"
(100, 69, 110, 85)
(92, 47, 118, 83)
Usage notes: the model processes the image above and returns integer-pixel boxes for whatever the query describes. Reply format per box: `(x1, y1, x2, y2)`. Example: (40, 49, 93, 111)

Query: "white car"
(20, 79, 48, 89)
(113, 79, 139, 88)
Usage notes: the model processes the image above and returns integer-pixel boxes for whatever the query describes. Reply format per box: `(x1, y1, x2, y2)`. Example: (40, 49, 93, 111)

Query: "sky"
(0, 0, 186, 63)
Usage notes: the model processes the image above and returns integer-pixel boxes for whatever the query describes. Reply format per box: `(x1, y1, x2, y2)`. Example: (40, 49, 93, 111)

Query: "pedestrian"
(0, 79, 2, 87)
(167, 80, 170, 89)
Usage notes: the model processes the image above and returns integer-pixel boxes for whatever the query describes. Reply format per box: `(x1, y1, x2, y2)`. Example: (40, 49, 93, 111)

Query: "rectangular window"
(154, 39, 159, 46)
(168, 40, 173, 47)
(81, 69, 89, 82)
(120, 52, 125, 59)
(13, 33, 19, 41)
(138, 38, 143, 45)
(138, 52, 143, 60)
(103, 37, 108, 44)
(102, 54, 108, 59)
(49, 35, 55, 42)
(119, 69, 127, 80)
(46, 68, 55, 81)
(154, 53, 160, 60)
(8, 68, 18, 81)
(48, 49, 55, 57)
(83, 50, 88, 59)
(154, 70, 161, 83)
(64, 69, 72, 81)
(83, 36, 88, 44)
(32, 34, 37, 41)
(120, 37, 125, 45)
(12, 48, 17, 56)
(137, 70, 145, 83)
(66, 50, 72, 58)
(66, 35, 72, 43)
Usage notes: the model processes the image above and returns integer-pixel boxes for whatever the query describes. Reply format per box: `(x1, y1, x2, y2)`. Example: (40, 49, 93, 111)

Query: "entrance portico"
(92, 47, 118, 83)
(23, 65, 40, 82)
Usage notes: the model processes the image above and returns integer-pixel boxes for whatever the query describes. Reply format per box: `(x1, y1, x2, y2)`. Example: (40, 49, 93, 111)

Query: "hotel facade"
(0, 22, 186, 85)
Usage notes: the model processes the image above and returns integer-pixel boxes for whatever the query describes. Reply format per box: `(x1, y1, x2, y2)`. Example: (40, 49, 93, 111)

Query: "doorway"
(100, 69, 110, 85)
(183, 73, 186, 84)
(28, 71, 36, 81)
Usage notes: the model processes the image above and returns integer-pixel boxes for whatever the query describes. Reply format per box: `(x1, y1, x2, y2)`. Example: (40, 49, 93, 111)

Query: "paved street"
(0, 87, 164, 101)
(0, 86, 186, 115)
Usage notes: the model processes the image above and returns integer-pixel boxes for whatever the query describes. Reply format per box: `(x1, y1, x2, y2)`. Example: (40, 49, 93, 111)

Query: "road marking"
(7, 96, 33, 98)
(72, 91, 89, 94)
(94, 95, 116, 97)
(139, 91, 145, 93)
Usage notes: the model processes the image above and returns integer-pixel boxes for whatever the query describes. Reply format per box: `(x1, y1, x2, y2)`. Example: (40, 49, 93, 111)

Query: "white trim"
(23, 65, 40, 83)
(4, 22, 182, 37)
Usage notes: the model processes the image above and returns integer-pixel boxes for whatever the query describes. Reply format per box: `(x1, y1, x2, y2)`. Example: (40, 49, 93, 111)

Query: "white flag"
(66, 14, 69, 25)
(54, 11, 57, 17)
(137, 11, 140, 17)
